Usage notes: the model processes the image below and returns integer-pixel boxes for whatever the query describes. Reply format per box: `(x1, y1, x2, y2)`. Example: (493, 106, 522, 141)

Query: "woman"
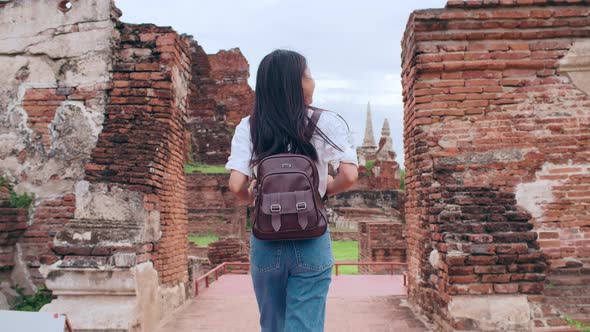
(225, 49, 359, 332)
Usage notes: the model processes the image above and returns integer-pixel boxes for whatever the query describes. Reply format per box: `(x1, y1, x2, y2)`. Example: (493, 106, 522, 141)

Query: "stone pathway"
(157, 274, 430, 332)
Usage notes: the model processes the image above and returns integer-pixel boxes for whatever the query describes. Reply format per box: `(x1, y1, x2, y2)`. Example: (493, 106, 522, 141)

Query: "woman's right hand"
(327, 174, 334, 185)
(326, 163, 357, 197)
(247, 180, 257, 205)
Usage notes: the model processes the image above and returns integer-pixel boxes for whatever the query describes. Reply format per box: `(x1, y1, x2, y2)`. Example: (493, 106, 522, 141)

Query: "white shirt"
(224, 108, 359, 198)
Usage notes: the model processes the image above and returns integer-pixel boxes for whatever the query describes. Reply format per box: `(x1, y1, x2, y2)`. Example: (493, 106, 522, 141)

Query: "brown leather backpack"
(251, 109, 328, 240)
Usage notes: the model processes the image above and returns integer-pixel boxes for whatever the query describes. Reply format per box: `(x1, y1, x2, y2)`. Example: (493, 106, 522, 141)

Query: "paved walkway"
(157, 274, 430, 332)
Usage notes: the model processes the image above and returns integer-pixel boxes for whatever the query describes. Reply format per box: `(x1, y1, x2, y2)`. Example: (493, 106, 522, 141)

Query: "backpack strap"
(252, 109, 322, 181)
(295, 190, 309, 229)
(306, 108, 322, 140)
(270, 192, 282, 232)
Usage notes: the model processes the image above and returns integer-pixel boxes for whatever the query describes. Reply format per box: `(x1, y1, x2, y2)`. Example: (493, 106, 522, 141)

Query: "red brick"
(449, 275, 479, 283)
(467, 256, 497, 265)
(494, 283, 519, 293)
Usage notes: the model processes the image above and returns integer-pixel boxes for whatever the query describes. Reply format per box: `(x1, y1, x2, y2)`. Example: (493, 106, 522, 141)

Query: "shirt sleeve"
(320, 112, 359, 170)
(224, 117, 253, 177)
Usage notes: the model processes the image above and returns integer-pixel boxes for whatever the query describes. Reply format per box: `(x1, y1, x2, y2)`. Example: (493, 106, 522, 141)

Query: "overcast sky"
(116, 0, 447, 169)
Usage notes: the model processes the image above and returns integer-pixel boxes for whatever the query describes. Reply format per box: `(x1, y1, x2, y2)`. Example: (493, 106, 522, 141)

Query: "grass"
(331, 240, 358, 275)
(365, 159, 376, 175)
(188, 235, 219, 247)
(12, 285, 52, 311)
(184, 162, 229, 174)
(565, 316, 590, 332)
(0, 176, 35, 209)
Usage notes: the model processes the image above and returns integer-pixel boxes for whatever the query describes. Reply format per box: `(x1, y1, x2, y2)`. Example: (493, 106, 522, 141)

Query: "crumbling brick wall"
(358, 222, 406, 274)
(0, 187, 28, 274)
(183, 45, 254, 247)
(0, 0, 115, 293)
(402, 1, 589, 330)
(206, 236, 249, 265)
(186, 43, 254, 164)
(185, 173, 247, 237)
(0, 0, 252, 329)
(82, 22, 192, 285)
(327, 190, 405, 230)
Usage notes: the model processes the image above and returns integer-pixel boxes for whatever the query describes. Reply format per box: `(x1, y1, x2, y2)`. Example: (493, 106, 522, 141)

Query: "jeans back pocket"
(250, 233, 283, 272)
(293, 230, 334, 271)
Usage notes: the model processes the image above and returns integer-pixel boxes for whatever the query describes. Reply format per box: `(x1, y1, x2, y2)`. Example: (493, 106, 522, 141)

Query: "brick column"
(41, 19, 193, 331)
(402, 1, 590, 330)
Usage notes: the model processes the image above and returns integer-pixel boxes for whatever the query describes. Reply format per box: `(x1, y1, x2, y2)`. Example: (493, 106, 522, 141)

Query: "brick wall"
(186, 42, 254, 164)
(327, 190, 405, 230)
(207, 236, 249, 265)
(0, 187, 28, 272)
(22, 194, 75, 286)
(369, 160, 402, 190)
(0, 0, 250, 328)
(207, 49, 254, 125)
(330, 230, 359, 241)
(185, 173, 248, 237)
(358, 222, 406, 274)
(351, 164, 403, 191)
(83, 23, 192, 285)
(21, 86, 107, 153)
(402, 1, 589, 329)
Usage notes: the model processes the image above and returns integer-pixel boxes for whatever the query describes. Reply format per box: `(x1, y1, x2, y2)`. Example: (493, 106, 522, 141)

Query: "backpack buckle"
(296, 202, 307, 210)
(270, 204, 281, 213)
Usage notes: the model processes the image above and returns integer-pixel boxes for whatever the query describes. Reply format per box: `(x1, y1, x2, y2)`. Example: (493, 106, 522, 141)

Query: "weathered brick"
(494, 283, 519, 293)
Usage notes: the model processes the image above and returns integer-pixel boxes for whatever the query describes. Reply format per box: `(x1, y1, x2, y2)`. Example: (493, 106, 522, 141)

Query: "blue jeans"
(250, 229, 334, 332)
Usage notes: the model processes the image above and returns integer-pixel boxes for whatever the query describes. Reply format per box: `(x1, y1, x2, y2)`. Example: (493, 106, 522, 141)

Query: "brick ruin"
(0, 186, 29, 282)
(182, 19, 254, 240)
(327, 190, 404, 230)
(358, 222, 407, 274)
(186, 42, 253, 164)
(185, 173, 247, 237)
(355, 102, 404, 191)
(329, 103, 405, 253)
(0, 0, 588, 331)
(402, 1, 589, 330)
(0, 0, 250, 329)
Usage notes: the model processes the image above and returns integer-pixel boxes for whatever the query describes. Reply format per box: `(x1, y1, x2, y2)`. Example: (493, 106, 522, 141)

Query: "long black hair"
(249, 49, 343, 169)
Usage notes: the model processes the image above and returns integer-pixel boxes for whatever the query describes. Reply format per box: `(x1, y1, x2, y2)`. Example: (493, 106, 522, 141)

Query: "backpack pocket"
(257, 189, 318, 233)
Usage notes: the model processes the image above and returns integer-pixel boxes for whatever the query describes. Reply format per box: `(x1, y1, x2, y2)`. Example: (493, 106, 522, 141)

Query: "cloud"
(314, 79, 353, 90)
(115, 0, 449, 170)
